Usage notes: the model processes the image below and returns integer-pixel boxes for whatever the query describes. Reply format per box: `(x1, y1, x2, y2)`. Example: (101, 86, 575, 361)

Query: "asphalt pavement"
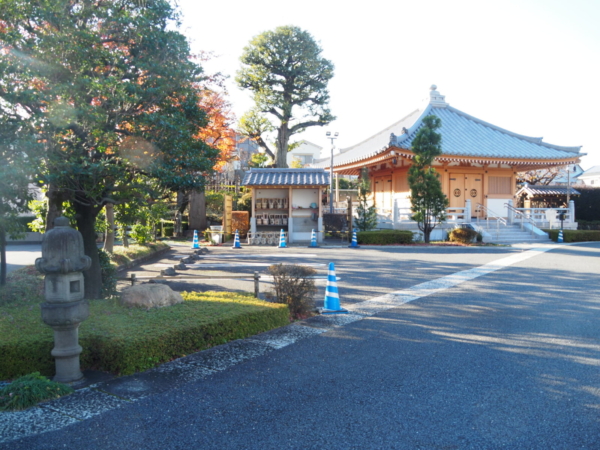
(1, 242, 599, 449)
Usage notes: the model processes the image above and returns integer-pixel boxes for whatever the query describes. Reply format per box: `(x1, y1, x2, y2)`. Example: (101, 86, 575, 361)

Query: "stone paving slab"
(246, 322, 328, 349)
(301, 313, 365, 329)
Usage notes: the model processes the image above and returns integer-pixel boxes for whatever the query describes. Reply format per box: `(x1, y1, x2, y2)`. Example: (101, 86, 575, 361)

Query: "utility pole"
(326, 131, 338, 213)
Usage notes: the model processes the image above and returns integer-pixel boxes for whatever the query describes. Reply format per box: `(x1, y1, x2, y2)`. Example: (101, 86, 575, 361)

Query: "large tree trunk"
(73, 203, 102, 299)
(0, 227, 6, 286)
(104, 203, 114, 253)
(275, 125, 290, 168)
(121, 223, 129, 248)
(174, 190, 189, 237)
(45, 184, 65, 231)
(188, 190, 207, 231)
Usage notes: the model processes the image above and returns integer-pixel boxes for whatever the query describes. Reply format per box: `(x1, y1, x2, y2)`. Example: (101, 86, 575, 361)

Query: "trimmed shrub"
(0, 372, 73, 411)
(357, 229, 413, 245)
(267, 264, 317, 319)
(448, 227, 478, 244)
(544, 229, 600, 242)
(0, 291, 289, 379)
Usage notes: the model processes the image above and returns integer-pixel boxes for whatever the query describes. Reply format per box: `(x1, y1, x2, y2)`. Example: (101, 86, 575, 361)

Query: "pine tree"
(408, 115, 448, 243)
(355, 168, 378, 231)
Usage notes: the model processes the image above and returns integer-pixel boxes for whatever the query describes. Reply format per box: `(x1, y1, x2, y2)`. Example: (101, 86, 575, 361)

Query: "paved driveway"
(2, 243, 599, 449)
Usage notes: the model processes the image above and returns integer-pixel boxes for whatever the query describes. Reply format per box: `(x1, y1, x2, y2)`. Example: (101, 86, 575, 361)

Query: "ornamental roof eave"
(323, 146, 582, 176)
(312, 86, 583, 171)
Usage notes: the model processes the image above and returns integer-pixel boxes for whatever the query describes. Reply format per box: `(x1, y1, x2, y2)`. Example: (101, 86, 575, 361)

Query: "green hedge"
(544, 229, 600, 242)
(0, 292, 289, 379)
(357, 229, 413, 245)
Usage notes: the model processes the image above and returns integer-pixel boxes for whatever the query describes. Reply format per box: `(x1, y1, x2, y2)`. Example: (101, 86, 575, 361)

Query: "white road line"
(348, 246, 557, 315)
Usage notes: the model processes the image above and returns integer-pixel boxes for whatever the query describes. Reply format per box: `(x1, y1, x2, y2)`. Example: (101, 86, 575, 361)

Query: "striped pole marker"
(322, 262, 347, 314)
(191, 230, 200, 249)
(348, 229, 360, 248)
(308, 229, 319, 248)
(278, 229, 287, 248)
(557, 229, 564, 243)
(232, 229, 242, 249)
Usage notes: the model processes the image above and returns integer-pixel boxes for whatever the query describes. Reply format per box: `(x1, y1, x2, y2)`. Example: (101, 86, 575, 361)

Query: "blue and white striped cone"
(191, 230, 200, 249)
(278, 229, 287, 248)
(322, 262, 347, 314)
(308, 229, 319, 248)
(232, 229, 242, 249)
(348, 229, 360, 248)
(557, 229, 564, 243)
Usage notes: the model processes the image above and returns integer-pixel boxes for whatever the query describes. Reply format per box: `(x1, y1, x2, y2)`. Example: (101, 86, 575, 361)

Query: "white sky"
(176, 0, 600, 170)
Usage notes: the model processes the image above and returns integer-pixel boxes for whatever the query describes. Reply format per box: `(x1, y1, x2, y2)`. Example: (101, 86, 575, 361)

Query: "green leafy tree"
(248, 153, 270, 168)
(355, 168, 378, 231)
(236, 26, 335, 168)
(408, 115, 448, 243)
(0, 139, 35, 285)
(0, 0, 219, 298)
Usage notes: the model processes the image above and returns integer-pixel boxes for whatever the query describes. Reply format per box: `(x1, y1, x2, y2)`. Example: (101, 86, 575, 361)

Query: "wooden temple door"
(450, 173, 483, 217)
(465, 174, 483, 217)
(449, 174, 465, 209)
(374, 176, 391, 209)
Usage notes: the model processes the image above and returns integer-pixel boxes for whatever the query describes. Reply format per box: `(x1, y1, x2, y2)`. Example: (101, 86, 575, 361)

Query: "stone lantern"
(35, 216, 92, 383)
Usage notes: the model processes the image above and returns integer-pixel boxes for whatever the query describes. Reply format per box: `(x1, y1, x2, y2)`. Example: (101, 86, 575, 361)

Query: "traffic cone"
(308, 229, 319, 248)
(191, 230, 200, 249)
(557, 229, 564, 243)
(322, 262, 347, 314)
(278, 229, 287, 248)
(348, 229, 360, 248)
(232, 229, 242, 249)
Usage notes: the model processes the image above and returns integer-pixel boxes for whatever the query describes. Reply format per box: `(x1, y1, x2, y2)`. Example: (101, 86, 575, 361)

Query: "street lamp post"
(326, 131, 338, 214)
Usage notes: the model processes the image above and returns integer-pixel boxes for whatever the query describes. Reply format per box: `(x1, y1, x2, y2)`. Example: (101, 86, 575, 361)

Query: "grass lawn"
(0, 244, 289, 380)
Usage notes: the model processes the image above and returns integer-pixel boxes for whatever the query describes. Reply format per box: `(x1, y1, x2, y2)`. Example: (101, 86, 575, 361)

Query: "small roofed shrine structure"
(516, 183, 581, 209)
(242, 168, 329, 244)
(312, 86, 584, 226)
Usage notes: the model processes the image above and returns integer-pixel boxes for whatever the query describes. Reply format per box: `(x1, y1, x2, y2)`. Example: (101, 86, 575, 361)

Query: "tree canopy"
(408, 115, 448, 243)
(236, 25, 335, 167)
(0, 0, 220, 298)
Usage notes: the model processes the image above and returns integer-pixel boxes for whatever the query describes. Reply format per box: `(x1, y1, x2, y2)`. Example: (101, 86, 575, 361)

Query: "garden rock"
(161, 268, 177, 276)
(120, 284, 183, 308)
(174, 262, 186, 270)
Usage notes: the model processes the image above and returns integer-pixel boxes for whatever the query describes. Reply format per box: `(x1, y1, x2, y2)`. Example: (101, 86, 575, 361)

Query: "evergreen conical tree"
(408, 115, 448, 243)
(355, 167, 378, 231)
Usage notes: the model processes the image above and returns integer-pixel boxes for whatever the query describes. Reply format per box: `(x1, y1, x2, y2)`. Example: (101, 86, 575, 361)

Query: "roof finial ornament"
(429, 84, 449, 108)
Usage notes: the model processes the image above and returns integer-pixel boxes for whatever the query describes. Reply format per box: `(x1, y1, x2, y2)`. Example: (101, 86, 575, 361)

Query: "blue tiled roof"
(312, 95, 582, 168)
(242, 168, 330, 186)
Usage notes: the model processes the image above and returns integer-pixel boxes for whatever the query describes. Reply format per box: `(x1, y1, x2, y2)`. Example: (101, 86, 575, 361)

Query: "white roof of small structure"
(578, 165, 600, 177)
(313, 86, 583, 168)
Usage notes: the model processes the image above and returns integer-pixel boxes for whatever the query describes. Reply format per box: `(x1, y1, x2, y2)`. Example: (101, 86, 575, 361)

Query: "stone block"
(120, 284, 183, 309)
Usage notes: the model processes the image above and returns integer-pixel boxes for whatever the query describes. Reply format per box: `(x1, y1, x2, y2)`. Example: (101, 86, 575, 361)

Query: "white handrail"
(505, 203, 536, 236)
(475, 203, 507, 240)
